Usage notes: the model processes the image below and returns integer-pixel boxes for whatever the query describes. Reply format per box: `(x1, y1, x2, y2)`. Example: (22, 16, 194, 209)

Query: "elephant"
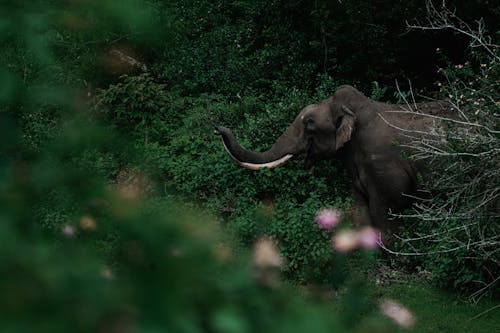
(214, 85, 452, 238)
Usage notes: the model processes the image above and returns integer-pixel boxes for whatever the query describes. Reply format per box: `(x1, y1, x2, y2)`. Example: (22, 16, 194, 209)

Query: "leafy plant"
(370, 81, 388, 101)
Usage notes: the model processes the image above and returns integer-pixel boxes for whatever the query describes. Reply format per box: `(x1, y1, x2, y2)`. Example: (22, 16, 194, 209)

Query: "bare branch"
(389, 0, 500, 297)
(406, 1, 499, 61)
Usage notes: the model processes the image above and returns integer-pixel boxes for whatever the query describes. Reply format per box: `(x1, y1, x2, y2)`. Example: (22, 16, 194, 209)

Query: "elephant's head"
(215, 85, 367, 170)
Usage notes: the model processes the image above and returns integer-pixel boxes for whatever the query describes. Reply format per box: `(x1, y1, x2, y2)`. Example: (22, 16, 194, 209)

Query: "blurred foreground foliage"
(2, 119, 376, 332)
(0, 128, 366, 332)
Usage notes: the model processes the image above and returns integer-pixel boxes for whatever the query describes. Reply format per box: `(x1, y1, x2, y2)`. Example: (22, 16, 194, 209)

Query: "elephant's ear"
(335, 105, 356, 150)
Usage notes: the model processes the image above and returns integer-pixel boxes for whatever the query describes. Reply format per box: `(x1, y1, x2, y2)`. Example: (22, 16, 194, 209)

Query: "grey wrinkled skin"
(216, 85, 452, 237)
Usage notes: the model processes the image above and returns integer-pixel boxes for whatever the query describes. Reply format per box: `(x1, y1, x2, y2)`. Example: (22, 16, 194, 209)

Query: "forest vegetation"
(1, 1, 498, 332)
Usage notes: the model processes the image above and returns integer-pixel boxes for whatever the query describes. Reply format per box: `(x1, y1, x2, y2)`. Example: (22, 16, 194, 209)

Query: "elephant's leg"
(352, 188, 372, 227)
(367, 185, 410, 250)
(367, 194, 390, 232)
(364, 160, 416, 234)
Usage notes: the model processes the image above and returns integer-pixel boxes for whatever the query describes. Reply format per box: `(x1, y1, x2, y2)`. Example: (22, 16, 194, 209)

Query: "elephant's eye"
(335, 116, 343, 129)
(303, 116, 315, 127)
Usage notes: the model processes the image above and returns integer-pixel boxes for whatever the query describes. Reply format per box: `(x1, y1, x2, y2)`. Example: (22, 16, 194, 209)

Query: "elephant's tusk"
(220, 138, 293, 170)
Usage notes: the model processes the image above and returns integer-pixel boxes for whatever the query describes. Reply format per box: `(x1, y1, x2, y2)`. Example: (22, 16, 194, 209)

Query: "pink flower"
(358, 227, 381, 249)
(332, 230, 359, 252)
(380, 299, 416, 329)
(62, 224, 76, 238)
(331, 226, 382, 252)
(315, 208, 341, 229)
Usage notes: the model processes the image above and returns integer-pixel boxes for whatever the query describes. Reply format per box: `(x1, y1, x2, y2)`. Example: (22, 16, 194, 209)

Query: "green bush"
(93, 74, 183, 143)
(93, 73, 354, 284)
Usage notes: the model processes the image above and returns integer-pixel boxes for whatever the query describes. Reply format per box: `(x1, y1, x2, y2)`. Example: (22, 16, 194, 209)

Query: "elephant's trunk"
(215, 120, 306, 170)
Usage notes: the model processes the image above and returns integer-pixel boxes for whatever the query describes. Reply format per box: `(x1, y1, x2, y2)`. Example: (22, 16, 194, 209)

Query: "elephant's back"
(378, 101, 456, 144)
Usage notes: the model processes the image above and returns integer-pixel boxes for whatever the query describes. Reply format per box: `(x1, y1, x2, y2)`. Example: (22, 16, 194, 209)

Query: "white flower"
(380, 299, 416, 329)
(332, 230, 359, 252)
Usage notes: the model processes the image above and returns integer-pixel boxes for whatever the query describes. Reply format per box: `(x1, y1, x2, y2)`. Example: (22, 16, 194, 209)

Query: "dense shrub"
(94, 74, 354, 283)
(160, 0, 498, 96)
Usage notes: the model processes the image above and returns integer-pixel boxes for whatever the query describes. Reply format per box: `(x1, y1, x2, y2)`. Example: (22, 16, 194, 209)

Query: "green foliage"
(94, 73, 354, 283)
(268, 196, 346, 283)
(370, 81, 388, 101)
(383, 282, 500, 333)
(2, 1, 390, 331)
(94, 74, 183, 143)
(162, 0, 499, 96)
(93, 54, 500, 292)
(161, 0, 319, 95)
(1, 136, 358, 332)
